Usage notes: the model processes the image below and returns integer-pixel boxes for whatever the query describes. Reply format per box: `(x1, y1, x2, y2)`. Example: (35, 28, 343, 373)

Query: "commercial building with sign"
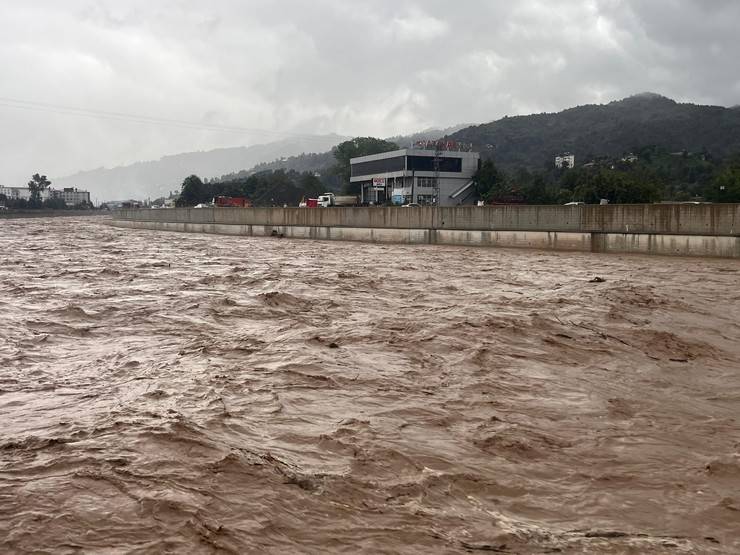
(350, 145, 481, 206)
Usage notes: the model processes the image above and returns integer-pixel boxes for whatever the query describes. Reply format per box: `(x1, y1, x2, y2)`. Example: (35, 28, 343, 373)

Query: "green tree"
(298, 172, 323, 198)
(177, 174, 207, 206)
(27, 173, 51, 207)
(706, 166, 740, 202)
(332, 137, 399, 193)
(473, 159, 506, 201)
(571, 168, 661, 204)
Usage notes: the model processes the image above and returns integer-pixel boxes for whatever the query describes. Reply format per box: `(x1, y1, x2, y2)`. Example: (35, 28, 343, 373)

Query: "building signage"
(372, 177, 386, 190)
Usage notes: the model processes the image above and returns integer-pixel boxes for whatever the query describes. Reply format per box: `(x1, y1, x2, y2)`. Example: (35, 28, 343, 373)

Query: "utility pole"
(433, 140, 442, 206)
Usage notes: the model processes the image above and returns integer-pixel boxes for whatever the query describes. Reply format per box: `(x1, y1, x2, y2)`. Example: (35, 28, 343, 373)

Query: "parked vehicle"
(317, 192, 359, 207)
(299, 198, 319, 208)
(214, 196, 252, 207)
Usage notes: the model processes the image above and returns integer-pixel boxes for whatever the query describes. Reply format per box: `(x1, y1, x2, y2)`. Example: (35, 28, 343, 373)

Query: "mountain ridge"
(447, 93, 740, 169)
(52, 134, 349, 201)
(52, 93, 740, 200)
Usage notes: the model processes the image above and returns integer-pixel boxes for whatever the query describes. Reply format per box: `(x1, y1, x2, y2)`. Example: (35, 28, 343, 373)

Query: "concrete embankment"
(111, 204, 740, 258)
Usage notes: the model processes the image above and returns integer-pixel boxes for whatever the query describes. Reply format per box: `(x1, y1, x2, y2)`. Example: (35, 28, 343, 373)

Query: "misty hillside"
(233, 96, 740, 180)
(215, 123, 473, 183)
(52, 135, 347, 201)
(448, 93, 740, 168)
(51, 95, 740, 201)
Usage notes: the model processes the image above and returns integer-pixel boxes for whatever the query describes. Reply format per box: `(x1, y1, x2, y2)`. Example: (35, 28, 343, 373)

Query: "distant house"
(621, 153, 639, 163)
(0, 185, 90, 206)
(0, 186, 52, 201)
(555, 153, 575, 169)
(54, 187, 91, 207)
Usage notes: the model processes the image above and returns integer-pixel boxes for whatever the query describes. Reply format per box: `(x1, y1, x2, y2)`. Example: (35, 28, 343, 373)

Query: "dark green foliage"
(215, 152, 341, 194)
(332, 137, 399, 192)
(473, 160, 506, 201)
(27, 173, 51, 207)
(569, 168, 661, 204)
(450, 94, 740, 173)
(176, 175, 208, 206)
(705, 155, 740, 202)
(176, 170, 329, 207)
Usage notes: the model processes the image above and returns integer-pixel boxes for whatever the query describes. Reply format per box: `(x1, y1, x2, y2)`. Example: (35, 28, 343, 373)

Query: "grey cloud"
(0, 0, 739, 186)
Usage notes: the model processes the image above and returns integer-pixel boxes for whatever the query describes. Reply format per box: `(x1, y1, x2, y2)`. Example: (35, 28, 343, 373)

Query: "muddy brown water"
(1, 217, 739, 554)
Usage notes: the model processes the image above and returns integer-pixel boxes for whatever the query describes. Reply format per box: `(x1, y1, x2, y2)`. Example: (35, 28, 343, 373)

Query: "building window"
(351, 156, 405, 177)
(407, 156, 462, 172)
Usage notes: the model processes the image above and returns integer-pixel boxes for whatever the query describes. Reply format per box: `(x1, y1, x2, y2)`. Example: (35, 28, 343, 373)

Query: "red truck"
(214, 196, 252, 207)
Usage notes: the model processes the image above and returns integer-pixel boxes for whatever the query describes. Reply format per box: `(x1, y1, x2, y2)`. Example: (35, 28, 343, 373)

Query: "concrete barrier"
(111, 204, 740, 258)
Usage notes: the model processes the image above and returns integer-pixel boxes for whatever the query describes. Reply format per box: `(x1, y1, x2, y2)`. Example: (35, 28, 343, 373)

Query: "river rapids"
(1, 217, 739, 553)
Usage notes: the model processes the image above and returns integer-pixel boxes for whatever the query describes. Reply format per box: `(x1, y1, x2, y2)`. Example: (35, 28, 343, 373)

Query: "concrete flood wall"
(111, 204, 740, 258)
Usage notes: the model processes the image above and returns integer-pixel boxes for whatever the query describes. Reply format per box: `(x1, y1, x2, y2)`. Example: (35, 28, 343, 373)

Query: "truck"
(316, 193, 359, 207)
(214, 196, 252, 208)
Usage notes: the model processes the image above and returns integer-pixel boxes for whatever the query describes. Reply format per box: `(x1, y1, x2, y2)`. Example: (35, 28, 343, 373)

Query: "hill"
(448, 93, 740, 169)
(213, 124, 470, 184)
(52, 95, 740, 203)
(52, 134, 348, 202)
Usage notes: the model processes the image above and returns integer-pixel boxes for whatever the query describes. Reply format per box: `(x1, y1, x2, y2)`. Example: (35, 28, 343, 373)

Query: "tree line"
(177, 170, 325, 207)
(175, 136, 740, 207)
(474, 147, 740, 204)
(176, 137, 400, 206)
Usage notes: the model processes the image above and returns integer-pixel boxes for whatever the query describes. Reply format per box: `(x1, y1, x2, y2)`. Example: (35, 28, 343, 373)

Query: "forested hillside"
(449, 93, 740, 170)
(173, 94, 740, 205)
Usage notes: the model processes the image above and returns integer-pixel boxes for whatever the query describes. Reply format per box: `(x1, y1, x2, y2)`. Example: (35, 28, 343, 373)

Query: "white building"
(621, 153, 639, 163)
(56, 188, 91, 207)
(350, 143, 480, 206)
(0, 186, 51, 201)
(0, 185, 90, 206)
(555, 153, 575, 169)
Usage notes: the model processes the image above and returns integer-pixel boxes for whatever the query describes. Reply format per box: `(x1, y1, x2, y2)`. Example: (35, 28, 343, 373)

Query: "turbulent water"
(1, 217, 739, 554)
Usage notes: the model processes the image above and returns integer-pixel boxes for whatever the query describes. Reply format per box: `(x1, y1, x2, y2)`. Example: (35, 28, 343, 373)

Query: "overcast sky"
(0, 0, 738, 185)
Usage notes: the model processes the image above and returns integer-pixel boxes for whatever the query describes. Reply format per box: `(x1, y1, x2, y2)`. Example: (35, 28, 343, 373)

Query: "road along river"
(1, 217, 739, 553)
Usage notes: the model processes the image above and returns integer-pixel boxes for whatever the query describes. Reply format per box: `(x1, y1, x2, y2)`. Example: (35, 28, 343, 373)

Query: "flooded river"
(1, 217, 739, 553)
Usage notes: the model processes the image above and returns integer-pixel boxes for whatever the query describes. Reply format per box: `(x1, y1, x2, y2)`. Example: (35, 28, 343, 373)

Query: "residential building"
(350, 142, 480, 206)
(621, 153, 639, 163)
(555, 153, 575, 169)
(0, 185, 90, 206)
(0, 186, 52, 201)
(55, 188, 91, 207)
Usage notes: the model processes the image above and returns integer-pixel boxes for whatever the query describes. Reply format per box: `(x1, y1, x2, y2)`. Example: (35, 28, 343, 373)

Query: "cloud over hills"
(1, 1, 739, 186)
